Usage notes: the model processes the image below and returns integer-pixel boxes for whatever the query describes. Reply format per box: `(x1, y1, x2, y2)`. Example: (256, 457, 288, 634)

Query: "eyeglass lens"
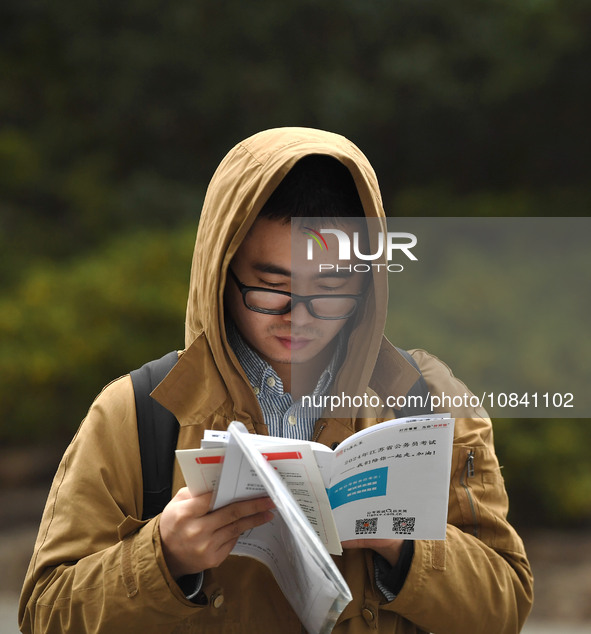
(244, 290, 357, 319)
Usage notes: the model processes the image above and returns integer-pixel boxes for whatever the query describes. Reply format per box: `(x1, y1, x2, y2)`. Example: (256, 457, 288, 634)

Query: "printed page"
(201, 429, 335, 487)
(211, 435, 341, 554)
(175, 448, 225, 496)
(328, 416, 455, 541)
(226, 422, 352, 634)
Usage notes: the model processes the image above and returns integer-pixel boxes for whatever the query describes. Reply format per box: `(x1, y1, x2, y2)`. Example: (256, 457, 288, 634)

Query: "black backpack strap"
(393, 347, 434, 417)
(130, 351, 180, 520)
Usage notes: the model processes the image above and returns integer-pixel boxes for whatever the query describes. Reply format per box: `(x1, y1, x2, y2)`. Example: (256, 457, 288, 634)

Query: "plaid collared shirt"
(226, 320, 343, 439)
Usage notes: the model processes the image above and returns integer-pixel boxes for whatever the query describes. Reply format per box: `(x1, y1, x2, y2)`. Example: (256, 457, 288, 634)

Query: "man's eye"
(318, 282, 348, 292)
(260, 279, 285, 288)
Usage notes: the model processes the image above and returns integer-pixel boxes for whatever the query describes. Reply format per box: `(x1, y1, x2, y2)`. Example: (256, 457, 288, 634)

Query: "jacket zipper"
(312, 422, 327, 443)
(460, 450, 478, 537)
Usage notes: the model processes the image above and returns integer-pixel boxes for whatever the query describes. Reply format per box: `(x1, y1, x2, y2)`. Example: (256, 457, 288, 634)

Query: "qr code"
(355, 518, 378, 535)
(392, 517, 416, 535)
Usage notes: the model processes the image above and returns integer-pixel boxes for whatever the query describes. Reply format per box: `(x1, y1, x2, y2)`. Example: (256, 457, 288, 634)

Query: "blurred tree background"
(1, 0, 590, 528)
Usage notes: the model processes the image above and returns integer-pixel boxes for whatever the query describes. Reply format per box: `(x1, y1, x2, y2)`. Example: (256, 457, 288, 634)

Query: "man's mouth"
(276, 336, 312, 350)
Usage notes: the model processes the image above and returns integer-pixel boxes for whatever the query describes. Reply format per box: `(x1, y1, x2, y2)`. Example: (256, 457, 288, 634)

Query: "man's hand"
(159, 488, 275, 580)
(341, 538, 405, 566)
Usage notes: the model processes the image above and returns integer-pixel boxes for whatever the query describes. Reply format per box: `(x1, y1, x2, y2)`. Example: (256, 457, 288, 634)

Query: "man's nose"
(285, 300, 315, 325)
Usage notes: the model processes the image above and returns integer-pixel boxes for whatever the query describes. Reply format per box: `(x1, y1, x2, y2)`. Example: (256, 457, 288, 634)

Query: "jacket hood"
(184, 128, 390, 408)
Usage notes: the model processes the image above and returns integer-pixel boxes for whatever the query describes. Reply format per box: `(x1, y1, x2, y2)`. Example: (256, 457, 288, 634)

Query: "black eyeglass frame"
(229, 269, 364, 320)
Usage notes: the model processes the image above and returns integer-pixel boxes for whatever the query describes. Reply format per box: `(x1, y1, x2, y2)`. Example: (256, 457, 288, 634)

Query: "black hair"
(258, 155, 364, 221)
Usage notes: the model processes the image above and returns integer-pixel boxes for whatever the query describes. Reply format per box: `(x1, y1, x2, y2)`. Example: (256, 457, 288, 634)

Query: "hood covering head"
(185, 127, 389, 403)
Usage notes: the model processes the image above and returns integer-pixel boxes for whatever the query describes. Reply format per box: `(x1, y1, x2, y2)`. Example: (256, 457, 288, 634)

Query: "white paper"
(327, 416, 454, 541)
(211, 437, 341, 554)
(175, 448, 225, 496)
(223, 422, 352, 634)
(201, 429, 336, 488)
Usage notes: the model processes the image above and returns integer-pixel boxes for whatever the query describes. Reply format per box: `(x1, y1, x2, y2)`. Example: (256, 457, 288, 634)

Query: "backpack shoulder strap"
(130, 351, 180, 520)
(393, 347, 434, 417)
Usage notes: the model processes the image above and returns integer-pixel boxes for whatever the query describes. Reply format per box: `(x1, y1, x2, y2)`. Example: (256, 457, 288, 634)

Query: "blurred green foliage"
(386, 216, 591, 416)
(494, 419, 591, 527)
(0, 226, 194, 442)
(1, 0, 589, 527)
(2, 0, 590, 273)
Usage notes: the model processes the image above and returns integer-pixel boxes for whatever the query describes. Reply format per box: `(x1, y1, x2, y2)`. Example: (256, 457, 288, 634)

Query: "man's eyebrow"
(316, 270, 355, 280)
(252, 263, 355, 280)
(252, 263, 291, 276)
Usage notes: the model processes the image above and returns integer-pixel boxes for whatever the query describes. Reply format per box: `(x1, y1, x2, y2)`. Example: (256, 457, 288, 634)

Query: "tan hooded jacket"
(19, 128, 533, 633)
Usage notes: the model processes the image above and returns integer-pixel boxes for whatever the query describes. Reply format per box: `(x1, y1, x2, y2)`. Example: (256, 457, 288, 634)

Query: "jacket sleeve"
(18, 376, 203, 634)
(378, 350, 534, 633)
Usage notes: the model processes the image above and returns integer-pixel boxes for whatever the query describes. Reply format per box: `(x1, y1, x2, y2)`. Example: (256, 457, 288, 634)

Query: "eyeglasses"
(229, 270, 363, 320)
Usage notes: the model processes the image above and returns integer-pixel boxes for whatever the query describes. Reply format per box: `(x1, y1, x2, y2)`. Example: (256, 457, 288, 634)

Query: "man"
(20, 127, 533, 633)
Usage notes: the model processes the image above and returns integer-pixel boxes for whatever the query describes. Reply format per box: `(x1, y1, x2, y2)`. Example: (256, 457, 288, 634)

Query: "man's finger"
(216, 508, 275, 549)
(208, 496, 275, 531)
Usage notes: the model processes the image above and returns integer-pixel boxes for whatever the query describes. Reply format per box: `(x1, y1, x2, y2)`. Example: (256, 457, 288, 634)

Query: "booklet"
(176, 415, 454, 634)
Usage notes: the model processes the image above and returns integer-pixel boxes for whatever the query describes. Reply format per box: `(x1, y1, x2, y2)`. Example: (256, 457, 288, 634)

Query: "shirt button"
(287, 415, 297, 426)
(266, 377, 276, 388)
(211, 592, 225, 609)
(253, 386, 260, 395)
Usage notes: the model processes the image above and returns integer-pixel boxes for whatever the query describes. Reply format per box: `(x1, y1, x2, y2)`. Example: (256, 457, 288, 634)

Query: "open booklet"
(176, 414, 455, 634)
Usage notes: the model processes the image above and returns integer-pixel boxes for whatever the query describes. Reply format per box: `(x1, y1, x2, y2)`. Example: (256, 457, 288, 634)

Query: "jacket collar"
(151, 334, 420, 431)
(150, 335, 237, 427)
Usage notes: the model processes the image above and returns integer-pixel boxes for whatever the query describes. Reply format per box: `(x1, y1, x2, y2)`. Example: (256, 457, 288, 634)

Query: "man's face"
(224, 217, 365, 375)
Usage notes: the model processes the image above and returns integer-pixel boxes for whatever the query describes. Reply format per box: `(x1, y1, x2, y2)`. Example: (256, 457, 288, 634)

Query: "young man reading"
(20, 128, 533, 633)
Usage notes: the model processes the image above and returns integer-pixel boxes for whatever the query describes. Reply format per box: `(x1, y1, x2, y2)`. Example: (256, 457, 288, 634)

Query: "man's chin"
(265, 349, 318, 366)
